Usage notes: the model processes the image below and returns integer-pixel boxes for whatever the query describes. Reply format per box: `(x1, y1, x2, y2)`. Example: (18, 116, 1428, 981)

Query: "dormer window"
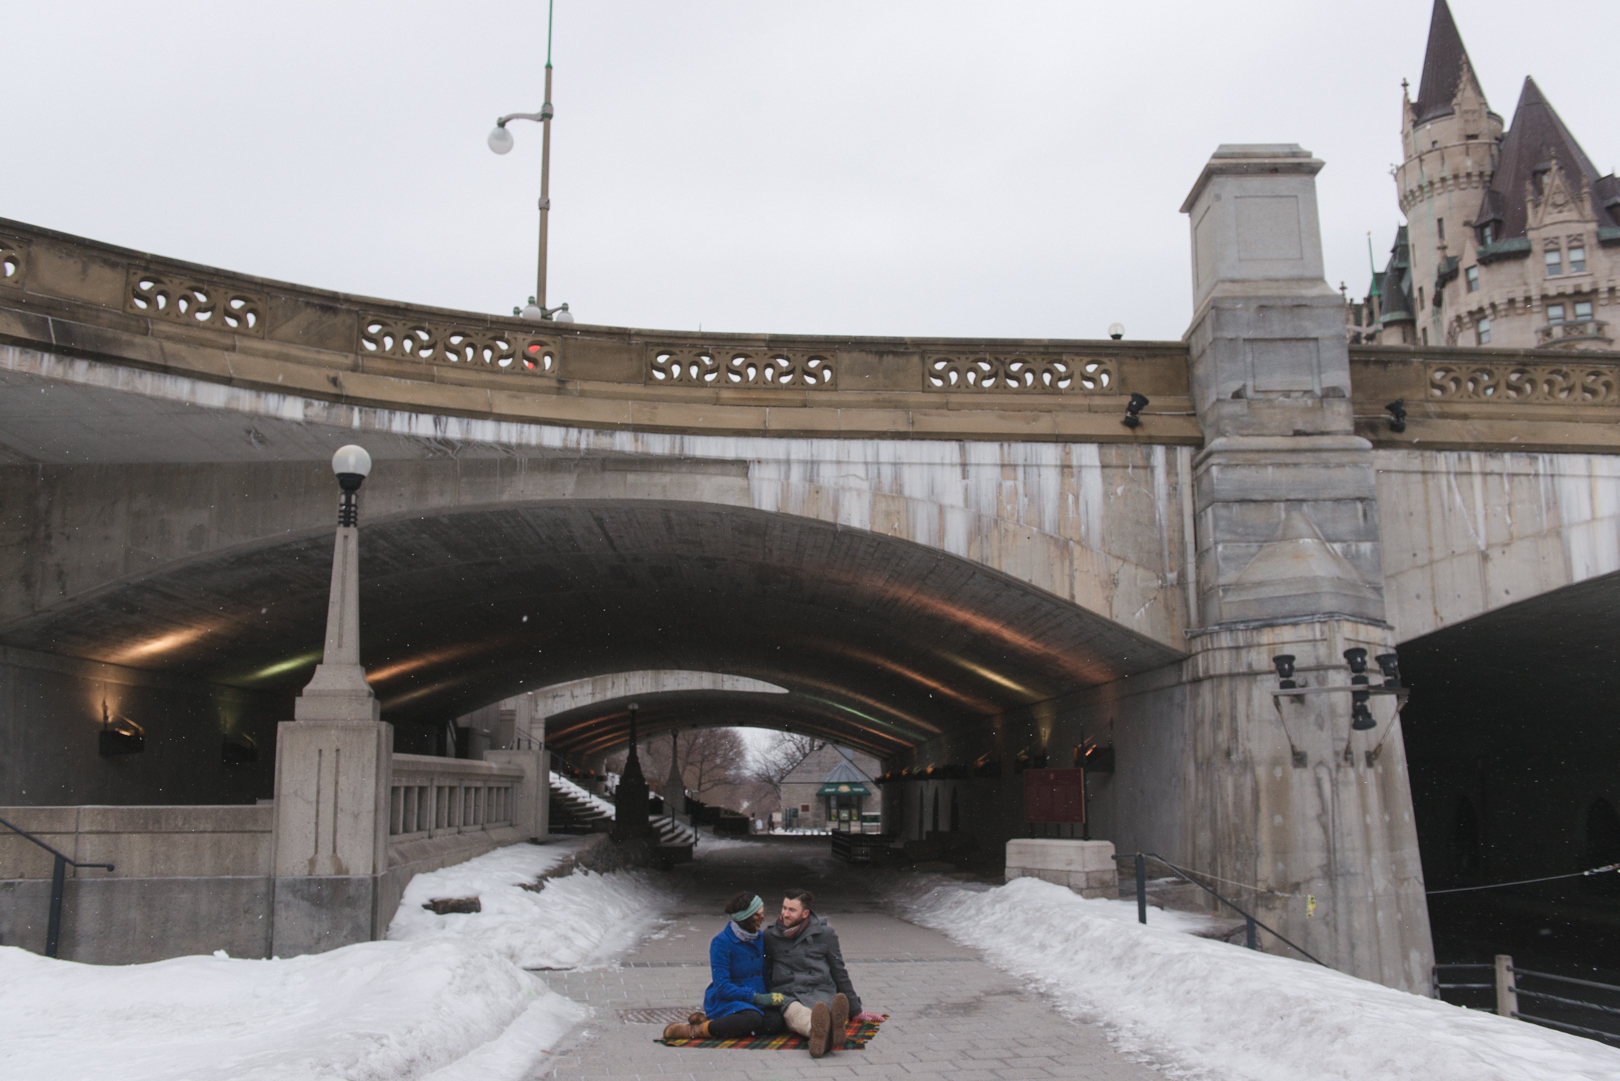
(1545, 247, 1563, 276)
(1569, 243, 1587, 273)
(1480, 222, 1496, 245)
(1465, 266, 1479, 292)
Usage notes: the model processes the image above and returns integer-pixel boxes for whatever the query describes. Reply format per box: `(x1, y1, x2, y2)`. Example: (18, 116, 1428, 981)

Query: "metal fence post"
(1135, 852, 1146, 924)
(1246, 916, 1257, 949)
(45, 853, 65, 959)
(1495, 954, 1518, 1018)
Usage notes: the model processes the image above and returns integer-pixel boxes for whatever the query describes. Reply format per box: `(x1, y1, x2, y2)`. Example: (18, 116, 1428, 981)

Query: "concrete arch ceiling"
(1, 501, 1183, 756)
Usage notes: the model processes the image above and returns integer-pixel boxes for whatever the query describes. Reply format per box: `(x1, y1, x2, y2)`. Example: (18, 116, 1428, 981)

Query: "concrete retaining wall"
(1005, 839, 1119, 899)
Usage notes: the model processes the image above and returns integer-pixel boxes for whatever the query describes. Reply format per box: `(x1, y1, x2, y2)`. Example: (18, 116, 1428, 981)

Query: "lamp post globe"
(332, 444, 372, 485)
(487, 125, 515, 155)
(552, 303, 574, 324)
(1108, 323, 1125, 340)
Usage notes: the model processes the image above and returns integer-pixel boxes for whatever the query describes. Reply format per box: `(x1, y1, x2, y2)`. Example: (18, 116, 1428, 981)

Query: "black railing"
(1133, 852, 1327, 966)
(0, 815, 114, 958)
(1437, 957, 1620, 1045)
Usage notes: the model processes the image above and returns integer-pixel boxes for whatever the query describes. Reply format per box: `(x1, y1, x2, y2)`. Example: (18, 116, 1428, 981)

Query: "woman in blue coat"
(662, 891, 787, 1041)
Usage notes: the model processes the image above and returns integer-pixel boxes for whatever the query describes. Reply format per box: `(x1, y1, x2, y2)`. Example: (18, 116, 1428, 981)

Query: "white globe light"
(331, 444, 372, 478)
(1108, 323, 1125, 340)
(553, 305, 575, 324)
(487, 125, 514, 155)
(519, 303, 545, 321)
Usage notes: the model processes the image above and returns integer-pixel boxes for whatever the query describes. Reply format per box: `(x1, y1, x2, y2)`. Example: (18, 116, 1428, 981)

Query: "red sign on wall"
(1023, 768, 1086, 823)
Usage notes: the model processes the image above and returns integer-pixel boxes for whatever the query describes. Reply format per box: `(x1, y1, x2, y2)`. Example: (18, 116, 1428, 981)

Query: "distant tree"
(749, 731, 822, 802)
(605, 726, 752, 806)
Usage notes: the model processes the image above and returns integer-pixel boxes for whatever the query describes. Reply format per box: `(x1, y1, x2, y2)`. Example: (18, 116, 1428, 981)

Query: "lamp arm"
(496, 108, 551, 126)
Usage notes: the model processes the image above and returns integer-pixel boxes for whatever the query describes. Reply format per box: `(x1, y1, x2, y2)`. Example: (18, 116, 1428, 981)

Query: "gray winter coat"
(763, 913, 862, 1015)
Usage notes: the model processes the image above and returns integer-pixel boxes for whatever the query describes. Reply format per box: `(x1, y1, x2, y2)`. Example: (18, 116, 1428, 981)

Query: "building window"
(1575, 301, 1593, 322)
(1476, 317, 1491, 344)
(1437, 217, 1446, 242)
(1547, 303, 1566, 324)
(1480, 222, 1496, 245)
(1545, 248, 1563, 276)
(1421, 327, 1429, 345)
(1465, 266, 1479, 292)
(1569, 245, 1587, 273)
(1419, 286, 1425, 309)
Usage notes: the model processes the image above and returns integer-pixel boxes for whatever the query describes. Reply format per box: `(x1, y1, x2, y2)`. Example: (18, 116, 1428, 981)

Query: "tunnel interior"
(0, 499, 1182, 805)
(1398, 570, 1620, 982)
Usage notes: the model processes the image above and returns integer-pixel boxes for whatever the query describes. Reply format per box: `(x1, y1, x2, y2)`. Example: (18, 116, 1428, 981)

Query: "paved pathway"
(538, 837, 1163, 1080)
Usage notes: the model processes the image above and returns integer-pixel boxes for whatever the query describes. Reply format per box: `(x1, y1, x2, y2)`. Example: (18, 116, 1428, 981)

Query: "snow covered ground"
(903, 875, 1620, 1081)
(388, 838, 667, 969)
(0, 841, 670, 1081)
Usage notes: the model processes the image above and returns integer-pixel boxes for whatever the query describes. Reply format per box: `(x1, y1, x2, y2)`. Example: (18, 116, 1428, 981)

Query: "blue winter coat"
(702, 921, 768, 1019)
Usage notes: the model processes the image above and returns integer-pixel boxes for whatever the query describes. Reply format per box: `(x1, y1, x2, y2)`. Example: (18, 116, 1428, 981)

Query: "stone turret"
(1393, 0, 1504, 347)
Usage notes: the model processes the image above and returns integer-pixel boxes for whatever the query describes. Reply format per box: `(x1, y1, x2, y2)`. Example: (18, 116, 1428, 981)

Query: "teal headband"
(730, 895, 763, 922)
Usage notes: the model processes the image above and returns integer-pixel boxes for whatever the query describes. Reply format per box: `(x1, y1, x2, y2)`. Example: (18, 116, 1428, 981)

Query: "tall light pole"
(488, 0, 574, 323)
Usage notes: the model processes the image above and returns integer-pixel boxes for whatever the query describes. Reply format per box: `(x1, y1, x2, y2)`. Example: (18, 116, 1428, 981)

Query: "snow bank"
(0, 940, 584, 1081)
(904, 876, 1620, 1081)
(389, 840, 668, 969)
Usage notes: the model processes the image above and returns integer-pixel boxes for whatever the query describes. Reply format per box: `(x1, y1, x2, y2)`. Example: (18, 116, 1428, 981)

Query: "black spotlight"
(1272, 653, 1297, 689)
(1386, 399, 1407, 434)
(1351, 700, 1378, 731)
(1375, 652, 1401, 688)
(1343, 648, 1368, 674)
(1123, 393, 1150, 429)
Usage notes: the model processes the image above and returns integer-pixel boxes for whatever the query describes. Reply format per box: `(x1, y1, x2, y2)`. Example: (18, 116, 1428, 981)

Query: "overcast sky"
(5, 1, 1613, 342)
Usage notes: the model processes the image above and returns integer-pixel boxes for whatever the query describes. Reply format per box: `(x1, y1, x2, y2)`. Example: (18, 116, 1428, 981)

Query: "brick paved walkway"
(536, 837, 1163, 1080)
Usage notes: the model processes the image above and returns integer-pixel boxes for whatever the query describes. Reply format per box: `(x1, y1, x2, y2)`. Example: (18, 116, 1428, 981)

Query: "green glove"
(752, 992, 785, 1007)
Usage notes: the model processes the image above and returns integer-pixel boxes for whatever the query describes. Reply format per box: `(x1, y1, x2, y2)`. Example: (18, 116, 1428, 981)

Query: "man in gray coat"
(761, 888, 862, 1058)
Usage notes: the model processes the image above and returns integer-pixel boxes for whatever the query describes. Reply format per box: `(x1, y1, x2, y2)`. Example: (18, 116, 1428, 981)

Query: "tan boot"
(662, 1020, 708, 1041)
(687, 1011, 707, 1025)
(829, 993, 849, 1050)
(807, 1001, 832, 1058)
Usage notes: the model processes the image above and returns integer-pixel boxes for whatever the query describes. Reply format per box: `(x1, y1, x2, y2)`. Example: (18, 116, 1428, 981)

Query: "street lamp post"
(488, 0, 573, 324)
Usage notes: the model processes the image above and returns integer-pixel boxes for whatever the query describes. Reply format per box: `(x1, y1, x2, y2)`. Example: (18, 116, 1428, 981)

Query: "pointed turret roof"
(1414, 0, 1477, 123)
(1475, 77, 1620, 240)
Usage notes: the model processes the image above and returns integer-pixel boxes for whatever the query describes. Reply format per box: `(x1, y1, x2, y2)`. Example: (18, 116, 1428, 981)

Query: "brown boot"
(662, 1021, 708, 1041)
(807, 1001, 832, 1058)
(829, 993, 849, 1050)
(686, 1011, 707, 1025)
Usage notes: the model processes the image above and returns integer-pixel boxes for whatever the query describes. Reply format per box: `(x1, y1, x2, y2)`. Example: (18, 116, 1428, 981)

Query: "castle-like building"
(1352, 0, 1618, 350)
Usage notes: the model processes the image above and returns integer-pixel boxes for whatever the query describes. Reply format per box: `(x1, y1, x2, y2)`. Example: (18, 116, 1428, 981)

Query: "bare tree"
(749, 731, 822, 802)
(604, 726, 752, 806)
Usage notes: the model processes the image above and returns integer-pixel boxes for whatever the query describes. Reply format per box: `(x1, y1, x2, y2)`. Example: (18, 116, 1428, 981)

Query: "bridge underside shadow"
(0, 500, 1182, 800)
(1398, 570, 1620, 974)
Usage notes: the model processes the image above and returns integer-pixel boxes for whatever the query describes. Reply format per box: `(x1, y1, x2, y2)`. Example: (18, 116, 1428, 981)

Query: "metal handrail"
(1136, 852, 1327, 966)
(0, 815, 114, 958)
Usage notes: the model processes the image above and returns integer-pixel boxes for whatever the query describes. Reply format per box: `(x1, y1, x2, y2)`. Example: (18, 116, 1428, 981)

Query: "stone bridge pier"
(6, 142, 1618, 988)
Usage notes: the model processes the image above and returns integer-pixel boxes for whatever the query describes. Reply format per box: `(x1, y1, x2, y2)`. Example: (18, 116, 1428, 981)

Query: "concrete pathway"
(538, 836, 1164, 1080)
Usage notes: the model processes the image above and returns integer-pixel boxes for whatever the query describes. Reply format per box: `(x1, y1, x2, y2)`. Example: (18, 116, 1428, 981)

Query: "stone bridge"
(2, 144, 1617, 991)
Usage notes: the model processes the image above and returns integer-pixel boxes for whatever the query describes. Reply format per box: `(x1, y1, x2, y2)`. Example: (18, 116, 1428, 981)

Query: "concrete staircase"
(548, 773, 698, 845)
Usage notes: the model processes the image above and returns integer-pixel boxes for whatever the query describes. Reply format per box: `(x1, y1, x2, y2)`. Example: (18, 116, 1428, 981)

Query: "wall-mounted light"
(1077, 741, 1116, 774)
(1345, 648, 1377, 731)
(1386, 398, 1408, 434)
(1375, 652, 1401, 688)
(99, 700, 145, 756)
(1272, 654, 1297, 689)
(1123, 393, 1150, 429)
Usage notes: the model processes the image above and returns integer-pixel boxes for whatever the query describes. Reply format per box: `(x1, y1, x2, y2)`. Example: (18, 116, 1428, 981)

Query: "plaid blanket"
(659, 1015, 886, 1050)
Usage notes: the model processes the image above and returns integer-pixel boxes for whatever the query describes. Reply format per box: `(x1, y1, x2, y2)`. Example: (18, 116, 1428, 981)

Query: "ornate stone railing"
(1535, 319, 1612, 349)
(1349, 344, 1620, 453)
(387, 754, 522, 842)
(0, 216, 1198, 443)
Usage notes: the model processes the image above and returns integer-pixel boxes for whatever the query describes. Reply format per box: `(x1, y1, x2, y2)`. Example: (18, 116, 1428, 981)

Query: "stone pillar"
(487, 747, 548, 838)
(664, 730, 686, 819)
(271, 452, 393, 956)
(1180, 146, 1433, 990)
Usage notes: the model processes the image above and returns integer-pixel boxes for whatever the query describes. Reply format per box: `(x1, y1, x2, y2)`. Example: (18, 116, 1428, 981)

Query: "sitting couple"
(663, 888, 862, 1058)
